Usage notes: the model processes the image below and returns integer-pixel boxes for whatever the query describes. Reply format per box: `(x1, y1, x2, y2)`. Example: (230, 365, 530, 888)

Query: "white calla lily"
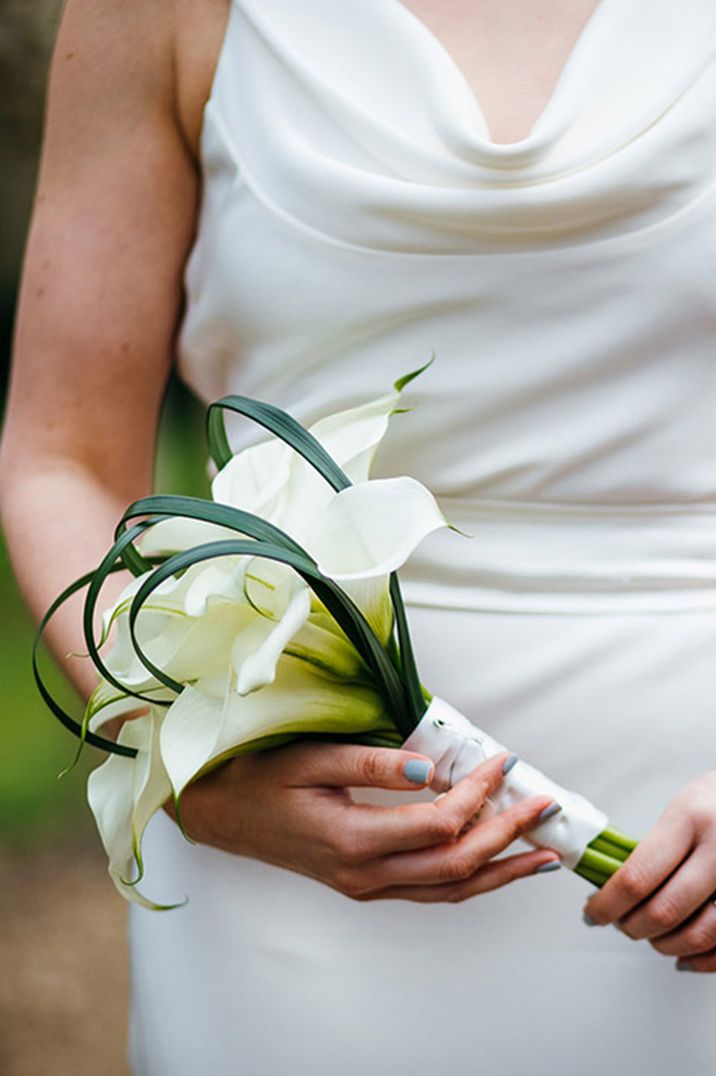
(310, 477, 447, 579)
(208, 388, 448, 642)
(211, 385, 403, 545)
(231, 573, 311, 695)
(86, 678, 173, 734)
(306, 476, 447, 640)
(87, 709, 175, 908)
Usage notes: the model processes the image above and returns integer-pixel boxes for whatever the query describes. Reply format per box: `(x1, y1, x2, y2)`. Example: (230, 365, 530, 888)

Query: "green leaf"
(393, 353, 435, 394)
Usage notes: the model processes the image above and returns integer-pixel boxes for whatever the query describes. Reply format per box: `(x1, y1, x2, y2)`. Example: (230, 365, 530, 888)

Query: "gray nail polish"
(534, 860, 561, 874)
(583, 912, 598, 927)
(404, 759, 432, 785)
(537, 802, 562, 823)
(676, 960, 695, 973)
(502, 753, 519, 776)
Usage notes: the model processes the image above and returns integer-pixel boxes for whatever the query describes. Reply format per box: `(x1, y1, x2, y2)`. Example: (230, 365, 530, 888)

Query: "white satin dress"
(128, 2, 716, 1072)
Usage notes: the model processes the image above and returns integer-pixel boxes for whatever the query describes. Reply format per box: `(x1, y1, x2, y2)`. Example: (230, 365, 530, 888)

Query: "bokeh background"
(0, 4, 207, 1071)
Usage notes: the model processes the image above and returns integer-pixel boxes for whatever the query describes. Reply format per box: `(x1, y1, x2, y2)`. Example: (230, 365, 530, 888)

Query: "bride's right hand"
(166, 742, 561, 902)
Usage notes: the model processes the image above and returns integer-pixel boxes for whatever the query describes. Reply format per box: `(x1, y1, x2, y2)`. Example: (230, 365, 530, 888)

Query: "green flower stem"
(574, 825, 637, 887)
(574, 862, 608, 887)
(588, 835, 631, 861)
(578, 846, 623, 876)
(601, 825, 638, 852)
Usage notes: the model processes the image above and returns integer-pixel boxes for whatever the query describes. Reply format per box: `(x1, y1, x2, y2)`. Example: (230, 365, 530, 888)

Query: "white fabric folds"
(402, 696, 607, 868)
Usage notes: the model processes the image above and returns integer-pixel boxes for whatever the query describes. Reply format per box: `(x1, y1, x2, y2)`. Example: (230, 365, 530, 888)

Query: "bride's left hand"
(582, 769, 716, 972)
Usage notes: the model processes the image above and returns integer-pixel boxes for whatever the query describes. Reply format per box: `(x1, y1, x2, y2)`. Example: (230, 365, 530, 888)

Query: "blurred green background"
(0, 0, 208, 850)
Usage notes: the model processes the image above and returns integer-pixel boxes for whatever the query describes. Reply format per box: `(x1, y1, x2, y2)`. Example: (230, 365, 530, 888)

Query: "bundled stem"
(575, 825, 638, 887)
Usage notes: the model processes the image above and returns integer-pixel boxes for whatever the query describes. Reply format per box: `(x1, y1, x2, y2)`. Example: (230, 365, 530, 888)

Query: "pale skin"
(1, 0, 715, 957)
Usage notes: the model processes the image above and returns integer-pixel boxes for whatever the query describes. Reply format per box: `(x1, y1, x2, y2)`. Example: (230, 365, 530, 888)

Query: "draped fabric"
(130, 3, 716, 1072)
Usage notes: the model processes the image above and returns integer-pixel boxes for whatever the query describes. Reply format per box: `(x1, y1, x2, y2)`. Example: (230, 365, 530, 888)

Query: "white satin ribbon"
(402, 696, 607, 869)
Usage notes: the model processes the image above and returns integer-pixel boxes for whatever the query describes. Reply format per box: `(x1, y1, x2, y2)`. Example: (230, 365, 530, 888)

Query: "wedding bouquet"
(34, 366, 636, 907)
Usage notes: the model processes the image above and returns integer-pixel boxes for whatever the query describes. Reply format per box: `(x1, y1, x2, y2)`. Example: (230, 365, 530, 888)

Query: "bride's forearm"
(0, 455, 142, 702)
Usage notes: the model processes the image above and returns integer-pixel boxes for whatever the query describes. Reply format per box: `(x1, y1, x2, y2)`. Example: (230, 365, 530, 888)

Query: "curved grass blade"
(118, 494, 308, 556)
(389, 574, 426, 729)
(82, 521, 176, 707)
(32, 563, 139, 758)
(207, 396, 351, 490)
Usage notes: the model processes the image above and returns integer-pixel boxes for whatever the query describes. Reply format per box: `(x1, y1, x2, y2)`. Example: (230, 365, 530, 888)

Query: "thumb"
(290, 742, 435, 790)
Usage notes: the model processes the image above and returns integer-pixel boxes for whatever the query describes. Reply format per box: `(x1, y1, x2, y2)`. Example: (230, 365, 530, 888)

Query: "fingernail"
(583, 911, 598, 927)
(676, 960, 695, 973)
(537, 802, 562, 823)
(501, 753, 519, 776)
(534, 860, 561, 874)
(404, 759, 432, 785)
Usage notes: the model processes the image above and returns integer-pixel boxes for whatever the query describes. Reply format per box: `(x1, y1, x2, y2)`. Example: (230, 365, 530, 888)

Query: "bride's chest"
(393, 0, 603, 144)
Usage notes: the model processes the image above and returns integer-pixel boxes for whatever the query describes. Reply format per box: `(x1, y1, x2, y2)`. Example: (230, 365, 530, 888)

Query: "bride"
(3, 1, 716, 1072)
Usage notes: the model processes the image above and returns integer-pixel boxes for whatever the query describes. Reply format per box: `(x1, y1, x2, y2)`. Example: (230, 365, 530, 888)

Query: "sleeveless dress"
(128, 1, 716, 1072)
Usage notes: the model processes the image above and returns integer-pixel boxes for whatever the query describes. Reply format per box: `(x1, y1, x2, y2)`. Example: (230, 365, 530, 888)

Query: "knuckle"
(684, 924, 716, 954)
(617, 864, 650, 901)
(439, 851, 476, 884)
(430, 807, 464, 842)
(354, 748, 386, 785)
(333, 868, 369, 900)
(445, 884, 469, 904)
(468, 769, 493, 801)
(507, 808, 531, 838)
(648, 897, 683, 933)
(491, 811, 522, 846)
(333, 822, 372, 866)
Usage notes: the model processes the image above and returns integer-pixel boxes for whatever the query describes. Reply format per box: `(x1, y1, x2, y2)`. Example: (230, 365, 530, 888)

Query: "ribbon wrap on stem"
(402, 697, 607, 869)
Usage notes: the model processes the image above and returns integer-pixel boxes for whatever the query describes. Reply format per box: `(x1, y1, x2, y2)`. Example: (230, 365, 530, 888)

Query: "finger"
(367, 794, 556, 888)
(583, 815, 692, 926)
(287, 742, 437, 791)
(331, 754, 518, 861)
(650, 898, 716, 957)
(618, 849, 716, 940)
(354, 850, 561, 903)
(672, 949, 716, 973)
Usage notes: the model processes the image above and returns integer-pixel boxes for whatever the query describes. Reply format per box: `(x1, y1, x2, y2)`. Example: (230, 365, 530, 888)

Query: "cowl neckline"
(385, 0, 613, 166)
(215, 0, 716, 184)
(199, 0, 716, 253)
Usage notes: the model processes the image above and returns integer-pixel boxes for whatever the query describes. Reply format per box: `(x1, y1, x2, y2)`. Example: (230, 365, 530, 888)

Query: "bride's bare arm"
(0, 0, 560, 902)
(0, 0, 198, 698)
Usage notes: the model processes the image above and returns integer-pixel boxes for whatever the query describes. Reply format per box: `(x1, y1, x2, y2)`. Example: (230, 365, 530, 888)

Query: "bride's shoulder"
(48, 0, 230, 162)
